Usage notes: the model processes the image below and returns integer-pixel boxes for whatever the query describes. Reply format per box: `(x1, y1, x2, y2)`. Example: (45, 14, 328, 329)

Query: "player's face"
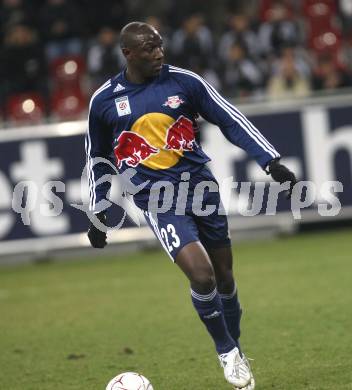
(128, 30, 164, 79)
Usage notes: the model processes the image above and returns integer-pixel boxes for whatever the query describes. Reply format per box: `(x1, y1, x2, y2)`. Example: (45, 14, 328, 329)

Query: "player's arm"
(85, 96, 115, 248)
(171, 67, 296, 193)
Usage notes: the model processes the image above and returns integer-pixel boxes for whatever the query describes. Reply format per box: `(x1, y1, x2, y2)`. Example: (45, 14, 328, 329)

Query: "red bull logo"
(163, 95, 184, 109)
(114, 131, 159, 168)
(114, 113, 196, 170)
(165, 115, 195, 151)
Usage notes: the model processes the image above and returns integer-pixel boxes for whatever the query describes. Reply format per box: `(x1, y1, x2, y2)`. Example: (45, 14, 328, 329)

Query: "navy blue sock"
(219, 286, 242, 351)
(191, 288, 236, 355)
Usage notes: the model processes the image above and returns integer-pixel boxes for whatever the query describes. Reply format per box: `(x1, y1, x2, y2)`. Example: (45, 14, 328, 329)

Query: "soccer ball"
(106, 372, 154, 390)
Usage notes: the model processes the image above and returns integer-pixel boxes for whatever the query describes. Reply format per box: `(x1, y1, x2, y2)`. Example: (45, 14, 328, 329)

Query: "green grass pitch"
(0, 229, 351, 389)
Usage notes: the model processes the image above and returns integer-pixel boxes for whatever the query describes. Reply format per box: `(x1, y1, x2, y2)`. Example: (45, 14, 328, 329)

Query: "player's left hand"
(266, 158, 297, 198)
(87, 212, 107, 248)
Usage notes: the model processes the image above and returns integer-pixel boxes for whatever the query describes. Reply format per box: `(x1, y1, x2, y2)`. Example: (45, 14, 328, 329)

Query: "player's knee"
(190, 266, 216, 293)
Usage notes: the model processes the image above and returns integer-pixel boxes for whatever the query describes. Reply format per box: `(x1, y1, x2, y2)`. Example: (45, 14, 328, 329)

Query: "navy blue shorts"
(135, 166, 231, 261)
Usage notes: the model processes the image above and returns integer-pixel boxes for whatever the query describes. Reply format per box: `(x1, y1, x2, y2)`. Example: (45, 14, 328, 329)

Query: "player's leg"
(143, 210, 251, 387)
(207, 245, 242, 349)
(191, 166, 243, 348)
(207, 246, 256, 390)
(175, 241, 251, 388)
(196, 220, 254, 389)
(143, 209, 236, 354)
(195, 207, 242, 349)
(174, 241, 236, 355)
(192, 189, 254, 387)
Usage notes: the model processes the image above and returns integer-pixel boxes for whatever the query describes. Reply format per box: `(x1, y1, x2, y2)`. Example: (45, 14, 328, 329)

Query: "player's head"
(120, 22, 164, 80)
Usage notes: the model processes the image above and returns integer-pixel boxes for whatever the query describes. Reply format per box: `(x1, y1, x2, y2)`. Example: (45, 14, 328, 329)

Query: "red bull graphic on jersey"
(163, 95, 184, 109)
(114, 131, 159, 168)
(165, 115, 195, 151)
(113, 113, 196, 170)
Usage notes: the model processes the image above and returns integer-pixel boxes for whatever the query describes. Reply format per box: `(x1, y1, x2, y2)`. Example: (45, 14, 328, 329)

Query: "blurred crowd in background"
(1, 0, 352, 126)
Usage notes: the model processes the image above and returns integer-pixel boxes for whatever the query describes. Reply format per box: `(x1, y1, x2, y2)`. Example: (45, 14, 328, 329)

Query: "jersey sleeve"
(85, 95, 115, 213)
(171, 67, 281, 168)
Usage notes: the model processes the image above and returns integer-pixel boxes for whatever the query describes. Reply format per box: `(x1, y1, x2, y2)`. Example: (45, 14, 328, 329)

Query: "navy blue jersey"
(86, 64, 280, 212)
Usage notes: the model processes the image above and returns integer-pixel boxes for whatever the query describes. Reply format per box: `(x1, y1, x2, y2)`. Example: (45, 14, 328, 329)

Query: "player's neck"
(125, 68, 149, 84)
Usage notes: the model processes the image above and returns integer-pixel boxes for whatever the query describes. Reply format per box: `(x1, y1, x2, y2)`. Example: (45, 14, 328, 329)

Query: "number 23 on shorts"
(160, 224, 180, 253)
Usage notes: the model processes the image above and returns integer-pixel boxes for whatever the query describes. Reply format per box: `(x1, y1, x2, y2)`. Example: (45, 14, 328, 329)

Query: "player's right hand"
(87, 212, 107, 248)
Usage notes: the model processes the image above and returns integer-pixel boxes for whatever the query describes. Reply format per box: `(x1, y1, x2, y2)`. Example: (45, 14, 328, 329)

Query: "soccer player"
(86, 22, 296, 389)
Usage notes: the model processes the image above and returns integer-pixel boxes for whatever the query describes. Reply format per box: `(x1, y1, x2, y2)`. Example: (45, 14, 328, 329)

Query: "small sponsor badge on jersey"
(115, 96, 131, 116)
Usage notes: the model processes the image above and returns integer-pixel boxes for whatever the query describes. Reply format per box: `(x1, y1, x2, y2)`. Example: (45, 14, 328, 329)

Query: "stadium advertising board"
(0, 96, 351, 254)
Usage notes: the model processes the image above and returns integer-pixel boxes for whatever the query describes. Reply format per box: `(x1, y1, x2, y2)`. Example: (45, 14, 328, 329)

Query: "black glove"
(266, 158, 297, 198)
(87, 211, 107, 248)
